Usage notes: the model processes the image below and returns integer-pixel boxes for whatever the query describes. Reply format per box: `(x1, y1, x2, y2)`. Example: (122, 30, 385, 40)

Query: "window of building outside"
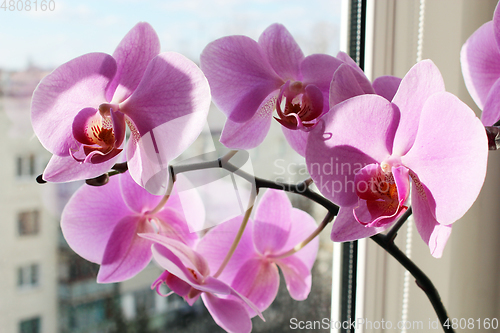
(17, 263, 40, 289)
(18, 209, 40, 236)
(0, 1, 342, 332)
(18, 316, 41, 333)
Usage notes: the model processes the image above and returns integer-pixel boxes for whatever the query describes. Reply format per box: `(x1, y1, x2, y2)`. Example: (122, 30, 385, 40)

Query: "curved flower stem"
(371, 232, 454, 333)
(213, 189, 257, 278)
(385, 207, 413, 242)
(149, 169, 175, 215)
(268, 211, 334, 260)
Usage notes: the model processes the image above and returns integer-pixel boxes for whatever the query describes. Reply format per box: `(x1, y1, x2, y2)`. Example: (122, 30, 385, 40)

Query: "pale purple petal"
(306, 95, 400, 206)
(119, 170, 163, 213)
(43, 154, 117, 182)
(196, 216, 255, 283)
(275, 256, 311, 301)
(411, 180, 452, 258)
(61, 176, 131, 263)
(301, 54, 344, 95)
(220, 92, 276, 150)
(280, 208, 319, 271)
(392, 60, 445, 156)
(372, 75, 402, 101)
(258, 23, 304, 80)
(281, 126, 308, 156)
(97, 215, 154, 283)
(231, 258, 279, 313)
(154, 208, 198, 247)
(461, 21, 500, 110)
(495, 1, 500, 49)
(122, 53, 210, 194)
(200, 35, 283, 122)
(329, 64, 366, 105)
(202, 293, 253, 333)
(330, 206, 392, 241)
(144, 233, 210, 279)
(402, 92, 487, 225)
(481, 78, 500, 125)
(253, 189, 292, 254)
(31, 53, 116, 156)
(335, 51, 374, 93)
(108, 22, 161, 103)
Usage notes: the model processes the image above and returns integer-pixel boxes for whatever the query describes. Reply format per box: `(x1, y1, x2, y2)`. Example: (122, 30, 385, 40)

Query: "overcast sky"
(0, 0, 341, 70)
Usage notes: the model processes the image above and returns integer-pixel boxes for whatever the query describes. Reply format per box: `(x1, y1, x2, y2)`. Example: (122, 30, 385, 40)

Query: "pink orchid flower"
(31, 22, 210, 194)
(200, 23, 344, 155)
(461, 0, 500, 125)
(196, 189, 319, 313)
(306, 60, 488, 258)
(61, 170, 202, 283)
(141, 233, 263, 333)
(200, 23, 400, 156)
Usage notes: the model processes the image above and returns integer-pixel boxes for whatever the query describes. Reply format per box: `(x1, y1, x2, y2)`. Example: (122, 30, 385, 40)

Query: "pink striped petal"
(43, 154, 118, 182)
(461, 21, 500, 111)
(31, 53, 116, 157)
(329, 64, 366, 105)
(230, 259, 279, 313)
(372, 75, 402, 101)
(108, 22, 161, 103)
(253, 189, 292, 254)
(202, 293, 253, 333)
(306, 95, 400, 206)
(61, 176, 131, 263)
(481, 78, 500, 125)
(275, 255, 311, 301)
(200, 35, 283, 123)
(219, 91, 276, 150)
(97, 215, 154, 283)
(402, 92, 487, 225)
(392, 60, 445, 156)
(330, 206, 393, 242)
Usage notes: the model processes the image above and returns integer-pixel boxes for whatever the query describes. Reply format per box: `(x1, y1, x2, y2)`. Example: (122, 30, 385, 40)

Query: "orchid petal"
(301, 54, 344, 96)
(97, 215, 154, 283)
(61, 177, 131, 263)
(461, 21, 500, 111)
(31, 53, 117, 157)
(202, 293, 253, 333)
(306, 95, 400, 206)
(108, 22, 161, 103)
(281, 126, 308, 156)
(201, 35, 283, 122)
(280, 208, 319, 271)
(253, 189, 292, 254)
(258, 23, 304, 80)
(481, 78, 500, 125)
(275, 255, 311, 301)
(372, 75, 402, 101)
(231, 258, 279, 313)
(402, 92, 487, 225)
(154, 208, 198, 247)
(411, 179, 452, 258)
(330, 206, 392, 242)
(121, 52, 210, 194)
(119, 169, 164, 213)
(196, 216, 255, 283)
(43, 154, 117, 182)
(392, 60, 446, 156)
(329, 64, 366, 106)
(335, 51, 374, 93)
(220, 92, 276, 150)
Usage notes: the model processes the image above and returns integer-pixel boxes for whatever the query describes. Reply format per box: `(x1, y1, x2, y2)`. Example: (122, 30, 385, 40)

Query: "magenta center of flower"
(353, 163, 409, 227)
(71, 104, 125, 164)
(275, 80, 324, 131)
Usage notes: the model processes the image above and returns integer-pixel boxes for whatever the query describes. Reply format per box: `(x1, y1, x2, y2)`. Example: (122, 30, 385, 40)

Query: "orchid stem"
(149, 167, 175, 215)
(385, 207, 413, 242)
(269, 211, 334, 260)
(213, 190, 256, 278)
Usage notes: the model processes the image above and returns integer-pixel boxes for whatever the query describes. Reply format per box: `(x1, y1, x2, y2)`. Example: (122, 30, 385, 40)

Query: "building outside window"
(18, 316, 41, 333)
(17, 210, 40, 236)
(17, 264, 40, 289)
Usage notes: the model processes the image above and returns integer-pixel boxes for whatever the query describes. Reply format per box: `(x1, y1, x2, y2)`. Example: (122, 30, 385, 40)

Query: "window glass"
(1, 1, 342, 332)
